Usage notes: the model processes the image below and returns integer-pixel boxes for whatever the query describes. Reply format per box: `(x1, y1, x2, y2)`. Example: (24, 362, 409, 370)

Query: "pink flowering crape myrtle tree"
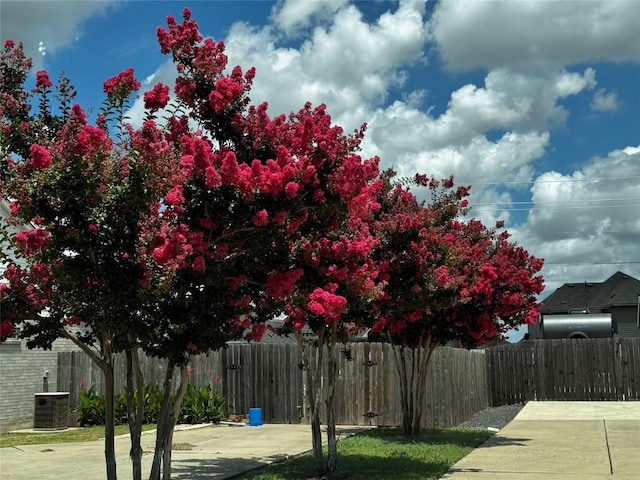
(0, 33, 270, 480)
(0, 40, 182, 480)
(152, 9, 385, 476)
(371, 173, 544, 436)
(263, 109, 383, 474)
(138, 13, 299, 477)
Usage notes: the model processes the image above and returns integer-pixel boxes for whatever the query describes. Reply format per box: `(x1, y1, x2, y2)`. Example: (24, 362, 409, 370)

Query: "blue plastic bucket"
(249, 408, 263, 426)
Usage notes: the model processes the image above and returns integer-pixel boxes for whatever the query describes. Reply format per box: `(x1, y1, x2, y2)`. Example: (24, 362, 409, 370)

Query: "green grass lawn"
(237, 427, 494, 480)
(0, 424, 156, 448)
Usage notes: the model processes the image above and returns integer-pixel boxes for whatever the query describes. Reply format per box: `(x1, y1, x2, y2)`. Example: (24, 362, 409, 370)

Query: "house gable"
(535, 271, 640, 339)
(540, 271, 640, 314)
(591, 271, 640, 309)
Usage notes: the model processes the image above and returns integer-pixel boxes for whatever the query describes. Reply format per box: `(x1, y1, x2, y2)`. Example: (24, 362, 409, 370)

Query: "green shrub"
(78, 387, 106, 426)
(177, 384, 225, 424)
(144, 383, 164, 424)
(114, 391, 129, 425)
(76, 383, 224, 426)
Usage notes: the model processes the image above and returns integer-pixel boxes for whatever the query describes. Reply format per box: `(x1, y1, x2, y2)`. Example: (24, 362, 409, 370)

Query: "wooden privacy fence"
(331, 343, 488, 428)
(486, 338, 640, 406)
(58, 342, 488, 429)
(58, 338, 640, 429)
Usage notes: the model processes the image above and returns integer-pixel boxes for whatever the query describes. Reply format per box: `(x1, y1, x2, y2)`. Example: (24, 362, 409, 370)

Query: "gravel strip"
(457, 403, 526, 430)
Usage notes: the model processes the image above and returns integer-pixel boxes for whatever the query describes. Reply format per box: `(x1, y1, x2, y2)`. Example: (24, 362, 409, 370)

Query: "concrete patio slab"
(441, 401, 640, 480)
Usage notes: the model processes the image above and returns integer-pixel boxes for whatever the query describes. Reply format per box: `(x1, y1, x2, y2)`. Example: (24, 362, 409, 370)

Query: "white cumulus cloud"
(428, 0, 640, 71)
(591, 88, 619, 112)
(225, 0, 429, 127)
(513, 146, 640, 294)
(0, 0, 118, 69)
(270, 0, 349, 35)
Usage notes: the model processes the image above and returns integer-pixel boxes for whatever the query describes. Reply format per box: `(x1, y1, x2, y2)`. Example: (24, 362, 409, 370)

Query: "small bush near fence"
(77, 384, 224, 426)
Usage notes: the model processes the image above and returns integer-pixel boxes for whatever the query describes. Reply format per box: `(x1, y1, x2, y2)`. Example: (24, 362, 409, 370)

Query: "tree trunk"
(412, 345, 432, 435)
(149, 360, 174, 480)
(392, 344, 410, 434)
(295, 323, 341, 475)
(392, 338, 435, 436)
(103, 336, 118, 480)
(162, 365, 189, 480)
(61, 329, 118, 479)
(162, 427, 173, 480)
(325, 325, 339, 473)
(310, 415, 325, 475)
(295, 329, 326, 476)
(149, 361, 190, 480)
(126, 341, 145, 480)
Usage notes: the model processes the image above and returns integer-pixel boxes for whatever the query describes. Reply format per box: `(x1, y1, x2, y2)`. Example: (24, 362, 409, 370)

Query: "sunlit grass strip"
(239, 427, 494, 480)
(0, 424, 156, 448)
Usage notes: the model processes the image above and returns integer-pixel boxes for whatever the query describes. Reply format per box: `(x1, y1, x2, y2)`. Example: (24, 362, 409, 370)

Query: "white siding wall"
(614, 306, 640, 338)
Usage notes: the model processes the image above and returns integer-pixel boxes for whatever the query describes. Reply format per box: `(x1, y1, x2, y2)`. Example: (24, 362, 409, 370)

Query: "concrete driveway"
(2, 402, 639, 479)
(441, 401, 640, 480)
(0, 423, 368, 479)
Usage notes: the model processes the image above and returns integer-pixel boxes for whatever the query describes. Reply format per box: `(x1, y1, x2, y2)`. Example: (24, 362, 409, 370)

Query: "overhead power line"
(472, 197, 639, 206)
(472, 203, 639, 212)
(543, 261, 640, 266)
(454, 175, 640, 186)
(529, 229, 633, 235)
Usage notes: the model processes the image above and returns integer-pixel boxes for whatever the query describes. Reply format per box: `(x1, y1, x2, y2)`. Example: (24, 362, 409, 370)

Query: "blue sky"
(2, 1, 639, 339)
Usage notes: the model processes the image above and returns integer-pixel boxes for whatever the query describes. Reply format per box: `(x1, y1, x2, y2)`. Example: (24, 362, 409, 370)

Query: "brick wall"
(0, 338, 80, 433)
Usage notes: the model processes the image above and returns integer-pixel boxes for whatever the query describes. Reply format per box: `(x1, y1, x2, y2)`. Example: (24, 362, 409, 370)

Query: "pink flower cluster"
(29, 144, 52, 169)
(150, 224, 208, 269)
(469, 264, 499, 300)
(1, 263, 53, 320)
(434, 265, 450, 287)
(143, 82, 170, 110)
(209, 76, 244, 113)
(469, 312, 498, 340)
(244, 323, 267, 342)
(103, 67, 141, 99)
(65, 316, 82, 326)
(14, 228, 49, 254)
(0, 320, 13, 340)
(9, 201, 21, 214)
(192, 38, 226, 79)
(252, 209, 269, 226)
(74, 124, 113, 157)
(157, 8, 202, 56)
(35, 70, 53, 88)
(307, 284, 347, 321)
(266, 269, 304, 300)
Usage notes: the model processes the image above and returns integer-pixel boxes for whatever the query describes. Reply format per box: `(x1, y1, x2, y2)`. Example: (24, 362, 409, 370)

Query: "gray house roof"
(540, 271, 640, 314)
